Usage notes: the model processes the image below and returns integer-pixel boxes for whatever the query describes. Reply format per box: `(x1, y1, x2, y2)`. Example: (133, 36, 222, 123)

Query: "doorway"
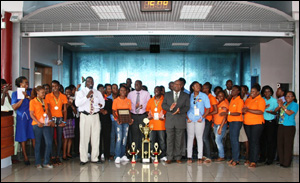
(34, 63, 52, 87)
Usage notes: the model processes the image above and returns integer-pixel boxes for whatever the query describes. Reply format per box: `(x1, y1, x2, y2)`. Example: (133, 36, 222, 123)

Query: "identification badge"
(194, 108, 200, 116)
(54, 106, 59, 110)
(154, 113, 159, 120)
(154, 108, 158, 112)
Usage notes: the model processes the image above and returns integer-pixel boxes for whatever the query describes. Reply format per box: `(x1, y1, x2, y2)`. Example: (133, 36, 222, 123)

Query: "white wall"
(260, 39, 293, 93)
(260, 38, 298, 155)
(21, 38, 62, 88)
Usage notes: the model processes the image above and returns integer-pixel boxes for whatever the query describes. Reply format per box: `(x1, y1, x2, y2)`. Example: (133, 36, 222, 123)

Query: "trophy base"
(131, 161, 136, 164)
(142, 159, 151, 163)
(153, 161, 159, 164)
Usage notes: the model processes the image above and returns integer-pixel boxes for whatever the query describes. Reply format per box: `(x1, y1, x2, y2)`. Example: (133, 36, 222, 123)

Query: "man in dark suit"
(162, 80, 190, 164)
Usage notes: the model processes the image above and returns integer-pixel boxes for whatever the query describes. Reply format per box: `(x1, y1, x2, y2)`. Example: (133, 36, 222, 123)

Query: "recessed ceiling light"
(120, 43, 137, 46)
(172, 43, 189, 46)
(224, 43, 242, 46)
(67, 42, 86, 46)
(180, 5, 212, 19)
(91, 5, 126, 19)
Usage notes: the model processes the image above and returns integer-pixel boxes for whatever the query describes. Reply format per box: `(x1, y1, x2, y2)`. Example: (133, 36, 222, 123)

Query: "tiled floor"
(1, 157, 299, 182)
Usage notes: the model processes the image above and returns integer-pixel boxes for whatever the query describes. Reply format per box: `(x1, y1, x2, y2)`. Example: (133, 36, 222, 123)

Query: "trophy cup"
(139, 118, 153, 163)
(151, 142, 162, 164)
(128, 142, 139, 164)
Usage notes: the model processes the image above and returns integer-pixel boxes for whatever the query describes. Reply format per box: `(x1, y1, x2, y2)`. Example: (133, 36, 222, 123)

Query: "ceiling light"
(120, 43, 137, 46)
(172, 43, 189, 46)
(91, 5, 126, 19)
(224, 43, 242, 46)
(180, 5, 212, 19)
(67, 42, 86, 46)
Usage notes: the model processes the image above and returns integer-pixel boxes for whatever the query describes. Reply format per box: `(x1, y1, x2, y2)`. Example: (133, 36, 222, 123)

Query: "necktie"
(136, 92, 140, 113)
(175, 92, 178, 103)
(90, 95, 94, 114)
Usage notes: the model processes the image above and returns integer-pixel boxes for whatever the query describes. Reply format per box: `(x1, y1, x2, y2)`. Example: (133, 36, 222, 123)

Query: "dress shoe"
(80, 162, 88, 165)
(165, 160, 172, 164)
(91, 160, 102, 164)
(176, 160, 182, 164)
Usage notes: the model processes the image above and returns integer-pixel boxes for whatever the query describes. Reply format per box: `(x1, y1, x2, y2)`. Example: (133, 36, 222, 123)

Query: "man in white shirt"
(224, 80, 233, 102)
(75, 77, 105, 165)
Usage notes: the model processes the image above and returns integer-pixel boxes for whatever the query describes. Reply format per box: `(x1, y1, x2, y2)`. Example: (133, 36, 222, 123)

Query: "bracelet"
(284, 108, 287, 112)
(62, 121, 66, 124)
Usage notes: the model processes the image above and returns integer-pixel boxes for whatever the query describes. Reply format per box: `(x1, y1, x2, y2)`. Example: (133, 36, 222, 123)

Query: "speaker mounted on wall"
(150, 45, 160, 53)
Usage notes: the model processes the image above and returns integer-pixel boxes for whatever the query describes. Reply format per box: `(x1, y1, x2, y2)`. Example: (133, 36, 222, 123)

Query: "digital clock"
(140, 1, 172, 12)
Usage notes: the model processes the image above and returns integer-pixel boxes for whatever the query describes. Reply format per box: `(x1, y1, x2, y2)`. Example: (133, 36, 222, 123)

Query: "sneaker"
(101, 154, 105, 161)
(121, 156, 129, 162)
(160, 157, 167, 162)
(36, 164, 42, 169)
(43, 164, 53, 168)
(115, 157, 121, 164)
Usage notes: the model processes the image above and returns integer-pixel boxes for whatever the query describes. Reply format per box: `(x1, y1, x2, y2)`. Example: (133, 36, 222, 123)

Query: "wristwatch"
(228, 111, 231, 115)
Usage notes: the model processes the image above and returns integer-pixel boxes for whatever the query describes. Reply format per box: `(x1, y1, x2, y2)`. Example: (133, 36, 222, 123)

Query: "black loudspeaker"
(150, 45, 160, 53)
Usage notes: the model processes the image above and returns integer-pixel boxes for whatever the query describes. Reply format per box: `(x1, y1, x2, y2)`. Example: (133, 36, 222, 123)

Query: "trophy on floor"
(128, 142, 139, 164)
(139, 118, 153, 163)
(151, 142, 162, 164)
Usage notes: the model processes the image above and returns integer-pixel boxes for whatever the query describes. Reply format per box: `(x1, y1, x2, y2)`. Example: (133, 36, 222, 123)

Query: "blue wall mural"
(66, 51, 250, 95)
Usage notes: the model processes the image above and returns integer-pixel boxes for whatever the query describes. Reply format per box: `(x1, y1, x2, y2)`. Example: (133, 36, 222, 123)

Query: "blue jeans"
(150, 130, 166, 158)
(213, 124, 227, 158)
(115, 121, 129, 158)
(33, 125, 53, 165)
(229, 122, 242, 161)
(110, 115, 117, 156)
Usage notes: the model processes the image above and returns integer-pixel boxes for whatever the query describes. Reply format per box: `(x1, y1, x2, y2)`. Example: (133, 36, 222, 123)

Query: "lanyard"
(53, 94, 60, 105)
(154, 98, 161, 108)
(36, 97, 46, 112)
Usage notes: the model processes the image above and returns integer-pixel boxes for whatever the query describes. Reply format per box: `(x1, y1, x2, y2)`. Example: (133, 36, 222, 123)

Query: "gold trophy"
(151, 142, 162, 164)
(128, 142, 139, 164)
(139, 118, 153, 163)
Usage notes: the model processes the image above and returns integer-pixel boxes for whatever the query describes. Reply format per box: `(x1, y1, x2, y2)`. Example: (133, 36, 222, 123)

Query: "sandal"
(204, 158, 211, 163)
(56, 158, 62, 165)
(227, 159, 233, 164)
(249, 162, 256, 168)
(51, 158, 57, 165)
(244, 160, 250, 166)
(197, 159, 203, 164)
(187, 158, 193, 164)
(67, 155, 73, 159)
(229, 161, 239, 166)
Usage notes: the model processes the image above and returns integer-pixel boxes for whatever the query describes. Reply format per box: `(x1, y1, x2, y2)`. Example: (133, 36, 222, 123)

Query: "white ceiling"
(20, 1, 295, 52)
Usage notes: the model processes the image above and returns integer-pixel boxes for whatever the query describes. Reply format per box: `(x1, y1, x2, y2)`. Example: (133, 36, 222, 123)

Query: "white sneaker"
(121, 156, 129, 162)
(101, 154, 105, 161)
(160, 157, 167, 162)
(115, 157, 121, 164)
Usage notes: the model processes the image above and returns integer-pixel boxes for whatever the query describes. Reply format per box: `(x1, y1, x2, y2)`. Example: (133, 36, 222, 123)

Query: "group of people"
(1, 76, 298, 169)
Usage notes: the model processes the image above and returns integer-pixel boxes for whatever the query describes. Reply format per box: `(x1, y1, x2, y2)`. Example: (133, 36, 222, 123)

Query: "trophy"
(128, 142, 139, 164)
(151, 142, 162, 164)
(139, 118, 153, 163)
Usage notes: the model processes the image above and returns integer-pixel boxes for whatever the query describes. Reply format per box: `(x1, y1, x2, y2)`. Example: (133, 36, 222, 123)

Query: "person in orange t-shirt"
(222, 85, 244, 166)
(213, 91, 229, 162)
(29, 86, 53, 168)
(45, 80, 67, 165)
(242, 84, 266, 168)
(146, 86, 167, 161)
(112, 86, 133, 163)
(202, 82, 218, 163)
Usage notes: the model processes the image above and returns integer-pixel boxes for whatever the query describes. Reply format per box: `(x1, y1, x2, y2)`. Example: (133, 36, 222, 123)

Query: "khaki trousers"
(80, 113, 101, 162)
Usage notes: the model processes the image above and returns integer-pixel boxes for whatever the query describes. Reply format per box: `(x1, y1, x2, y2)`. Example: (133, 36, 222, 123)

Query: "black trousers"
(260, 119, 277, 163)
(99, 122, 112, 160)
(277, 125, 295, 167)
(130, 113, 147, 152)
(244, 124, 264, 163)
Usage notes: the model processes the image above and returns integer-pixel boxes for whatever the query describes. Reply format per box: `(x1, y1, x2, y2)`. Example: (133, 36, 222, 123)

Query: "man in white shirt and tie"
(75, 77, 105, 165)
(224, 80, 233, 102)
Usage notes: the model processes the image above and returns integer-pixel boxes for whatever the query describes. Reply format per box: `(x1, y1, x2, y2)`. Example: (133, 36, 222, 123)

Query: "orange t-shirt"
(45, 92, 67, 117)
(29, 98, 47, 125)
(244, 95, 266, 125)
(205, 93, 218, 121)
(228, 96, 244, 122)
(112, 97, 132, 117)
(146, 96, 166, 131)
(213, 100, 229, 125)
